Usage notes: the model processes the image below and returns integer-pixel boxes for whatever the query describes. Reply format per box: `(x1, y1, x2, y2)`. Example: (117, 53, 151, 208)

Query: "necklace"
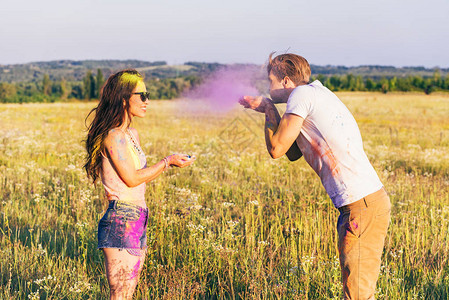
(126, 129, 144, 156)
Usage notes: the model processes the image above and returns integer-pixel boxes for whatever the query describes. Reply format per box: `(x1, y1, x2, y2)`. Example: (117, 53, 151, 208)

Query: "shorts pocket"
(98, 218, 112, 245)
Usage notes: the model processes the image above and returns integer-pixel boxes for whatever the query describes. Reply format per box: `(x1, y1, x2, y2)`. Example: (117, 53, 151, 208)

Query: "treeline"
(0, 69, 203, 103)
(0, 60, 168, 82)
(313, 70, 449, 94)
(1, 69, 449, 103)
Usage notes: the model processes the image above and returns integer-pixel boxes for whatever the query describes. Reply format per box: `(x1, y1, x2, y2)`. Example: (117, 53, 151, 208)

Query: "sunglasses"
(132, 92, 150, 102)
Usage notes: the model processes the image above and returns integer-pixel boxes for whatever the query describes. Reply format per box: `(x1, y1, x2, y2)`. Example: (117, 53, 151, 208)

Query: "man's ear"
(283, 76, 294, 88)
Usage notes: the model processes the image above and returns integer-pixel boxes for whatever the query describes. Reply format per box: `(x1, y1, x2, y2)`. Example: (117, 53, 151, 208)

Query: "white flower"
(212, 243, 237, 254)
(258, 240, 269, 246)
(190, 204, 203, 210)
(187, 223, 206, 233)
(36, 244, 47, 257)
(27, 290, 40, 300)
(75, 222, 88, 228)
(227, 220, 239, 228)
(65, 164, 76, 171)
(33, 194, 41, 203)
(248, 200, 259, 206)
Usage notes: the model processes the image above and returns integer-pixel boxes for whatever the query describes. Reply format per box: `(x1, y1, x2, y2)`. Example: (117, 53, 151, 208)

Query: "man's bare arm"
(285, 140, 302, 161)
(264, 100, 303, 161)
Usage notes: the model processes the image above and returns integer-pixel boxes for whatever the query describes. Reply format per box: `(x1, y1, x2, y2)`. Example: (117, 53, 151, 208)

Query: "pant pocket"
(338, 208, 363, 238)
(337, 210, 360, 241)
(347, 211, 362, 238)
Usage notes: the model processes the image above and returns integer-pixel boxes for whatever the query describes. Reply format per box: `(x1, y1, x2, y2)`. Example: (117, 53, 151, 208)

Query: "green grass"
(1, 92, 449, 299)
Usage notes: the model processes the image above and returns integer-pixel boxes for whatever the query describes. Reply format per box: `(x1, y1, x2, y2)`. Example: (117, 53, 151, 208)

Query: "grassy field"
(1, 92, 449, 299)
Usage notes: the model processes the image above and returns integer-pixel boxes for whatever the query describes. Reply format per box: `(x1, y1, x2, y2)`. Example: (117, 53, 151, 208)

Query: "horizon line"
(0, 58, 448, 70)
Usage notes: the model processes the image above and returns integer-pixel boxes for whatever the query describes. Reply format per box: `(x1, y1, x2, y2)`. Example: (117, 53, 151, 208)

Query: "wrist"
(255, 97, 270, 113)
(163, 157, 170, 170)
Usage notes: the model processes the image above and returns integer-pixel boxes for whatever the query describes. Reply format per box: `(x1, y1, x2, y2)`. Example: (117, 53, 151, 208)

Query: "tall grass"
(1, 92, 449, 299)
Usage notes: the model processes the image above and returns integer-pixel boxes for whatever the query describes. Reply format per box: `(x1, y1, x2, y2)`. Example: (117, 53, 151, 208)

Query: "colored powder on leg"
(129, 258, 140, 280)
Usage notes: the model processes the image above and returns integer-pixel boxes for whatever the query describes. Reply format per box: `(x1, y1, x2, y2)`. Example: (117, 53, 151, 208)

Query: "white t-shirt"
(285, 80, 382, 208)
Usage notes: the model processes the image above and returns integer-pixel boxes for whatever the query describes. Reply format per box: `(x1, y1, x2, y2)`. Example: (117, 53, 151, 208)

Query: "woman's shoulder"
(104, 128, 127, 146)
(128, 127, 139, 136)
(128, 127, 140, 142)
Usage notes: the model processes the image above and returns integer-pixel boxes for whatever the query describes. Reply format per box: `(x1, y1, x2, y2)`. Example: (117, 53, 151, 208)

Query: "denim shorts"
(97, 200, 149, 255)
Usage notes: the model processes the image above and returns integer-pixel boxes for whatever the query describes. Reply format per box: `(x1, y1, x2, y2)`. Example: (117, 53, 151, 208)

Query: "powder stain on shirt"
(309, 138, 340, 177)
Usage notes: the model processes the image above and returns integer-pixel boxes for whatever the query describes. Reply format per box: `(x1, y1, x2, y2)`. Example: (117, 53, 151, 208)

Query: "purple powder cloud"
(183, 66, 261, 113)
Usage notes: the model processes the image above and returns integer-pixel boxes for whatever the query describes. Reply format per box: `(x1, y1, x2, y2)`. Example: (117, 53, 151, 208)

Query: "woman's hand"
(238, 96, 269, 113)
(166, 154, 196, 168)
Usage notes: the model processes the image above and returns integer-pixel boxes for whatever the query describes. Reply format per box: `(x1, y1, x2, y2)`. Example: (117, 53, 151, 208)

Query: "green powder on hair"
(119, 72, 143, 87)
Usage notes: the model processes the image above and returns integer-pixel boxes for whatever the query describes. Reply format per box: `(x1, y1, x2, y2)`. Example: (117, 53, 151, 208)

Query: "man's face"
(268, 71, 294, 103)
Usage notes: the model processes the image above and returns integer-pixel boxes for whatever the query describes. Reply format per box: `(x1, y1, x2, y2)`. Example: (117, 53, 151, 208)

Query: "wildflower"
(33, 194, 41, 203)
(191, 204, 203, 210)
(36, 244, 47, 257)
(27, 290, 40, 300)
(227, 220, 239, 228)
(212, 243, 237, 254)
(187, 223, 206, 233)
(248, 200, 259, 206)
(75, 222, 88, 228)
(65, 164, 76, 171)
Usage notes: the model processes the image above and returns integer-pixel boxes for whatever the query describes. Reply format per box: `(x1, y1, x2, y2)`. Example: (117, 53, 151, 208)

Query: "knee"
(109, 285, 125, 299)
(109, 283, 135, 299)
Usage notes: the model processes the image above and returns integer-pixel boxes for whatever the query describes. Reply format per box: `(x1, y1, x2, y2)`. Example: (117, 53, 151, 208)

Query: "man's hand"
(238, 96, 268, 113)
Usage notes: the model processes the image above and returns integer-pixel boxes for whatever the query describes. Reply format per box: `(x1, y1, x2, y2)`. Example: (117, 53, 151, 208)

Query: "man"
(239, 53, 391, 300)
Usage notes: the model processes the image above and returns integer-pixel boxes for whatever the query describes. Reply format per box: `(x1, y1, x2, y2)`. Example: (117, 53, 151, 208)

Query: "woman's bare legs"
(103, 248, 146, 300)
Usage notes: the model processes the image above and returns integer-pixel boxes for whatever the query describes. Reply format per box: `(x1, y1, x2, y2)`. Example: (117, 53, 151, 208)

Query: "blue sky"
(1, 0, 448, 67)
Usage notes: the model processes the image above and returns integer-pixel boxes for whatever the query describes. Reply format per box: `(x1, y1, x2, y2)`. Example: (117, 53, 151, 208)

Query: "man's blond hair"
(267, 52, 311, 86)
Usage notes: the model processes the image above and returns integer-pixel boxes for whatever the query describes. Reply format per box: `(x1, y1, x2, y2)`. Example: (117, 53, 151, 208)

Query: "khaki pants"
(337, 188, 391, 300)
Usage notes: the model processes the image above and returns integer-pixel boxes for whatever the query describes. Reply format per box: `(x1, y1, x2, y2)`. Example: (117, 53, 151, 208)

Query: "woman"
(84, 69, 194, 299)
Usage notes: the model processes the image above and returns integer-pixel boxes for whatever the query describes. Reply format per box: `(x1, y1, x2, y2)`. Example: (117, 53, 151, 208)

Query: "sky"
(1, 0, 448, 67)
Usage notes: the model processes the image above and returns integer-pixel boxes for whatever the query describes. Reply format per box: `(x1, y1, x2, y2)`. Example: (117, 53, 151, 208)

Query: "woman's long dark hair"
(83, 69, 143, 183)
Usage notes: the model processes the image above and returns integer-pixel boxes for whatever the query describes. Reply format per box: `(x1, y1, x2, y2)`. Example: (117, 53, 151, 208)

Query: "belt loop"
(363, 198, 368, 208)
